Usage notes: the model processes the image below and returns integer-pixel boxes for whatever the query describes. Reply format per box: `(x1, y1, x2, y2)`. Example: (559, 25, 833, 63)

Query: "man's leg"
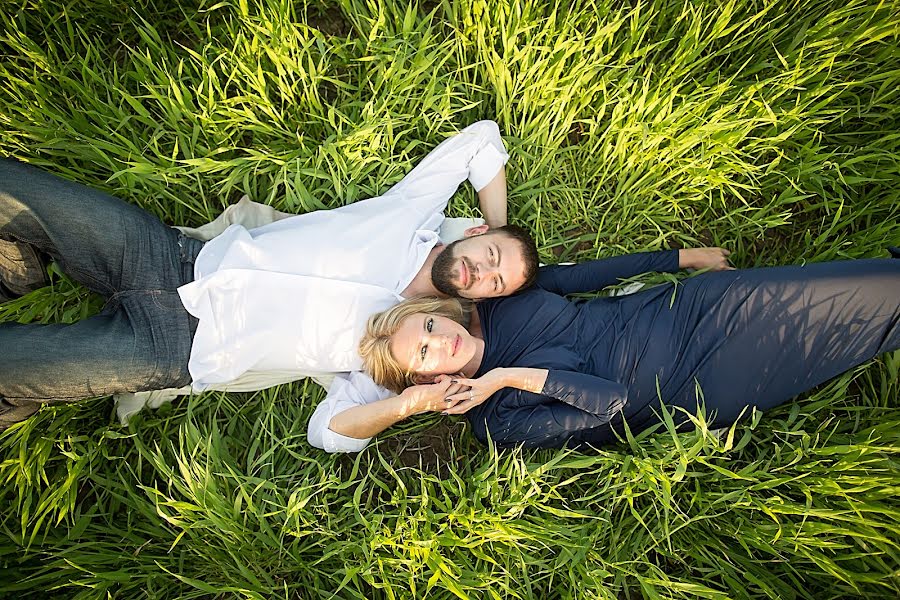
(0, 158, 184, 295)
(0, 239, 48, 300)
(0, 290, 196, 429)
(0, 398, 39, 429)
(0, 159, 200, 426)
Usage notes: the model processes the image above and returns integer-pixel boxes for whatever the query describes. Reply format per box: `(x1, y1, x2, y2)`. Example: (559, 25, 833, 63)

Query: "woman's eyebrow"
(413, 316, 428, 365)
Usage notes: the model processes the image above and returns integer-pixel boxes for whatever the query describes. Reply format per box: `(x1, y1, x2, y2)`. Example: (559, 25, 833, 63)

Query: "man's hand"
(678, 247, 733, 271)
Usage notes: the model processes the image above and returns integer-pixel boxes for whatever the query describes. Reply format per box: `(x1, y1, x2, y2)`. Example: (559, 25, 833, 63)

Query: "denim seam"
(148, 290, 185, 312)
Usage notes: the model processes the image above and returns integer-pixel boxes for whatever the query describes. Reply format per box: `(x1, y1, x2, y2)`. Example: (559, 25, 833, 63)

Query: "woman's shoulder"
(478, 286, 569, 319)
(479, 287, 575, 329)
(477, 287, 579, 369)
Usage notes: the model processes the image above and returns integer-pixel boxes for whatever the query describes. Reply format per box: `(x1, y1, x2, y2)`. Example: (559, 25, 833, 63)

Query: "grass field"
(1, 0, 899, 598)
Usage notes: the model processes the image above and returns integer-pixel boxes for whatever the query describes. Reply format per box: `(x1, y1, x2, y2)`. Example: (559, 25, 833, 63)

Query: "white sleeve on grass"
(307, 371, 394, 453)
(383, 120, 509, 215)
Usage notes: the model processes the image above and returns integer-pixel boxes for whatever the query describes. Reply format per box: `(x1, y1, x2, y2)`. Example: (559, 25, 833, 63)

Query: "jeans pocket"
(148, 290, 186, 312)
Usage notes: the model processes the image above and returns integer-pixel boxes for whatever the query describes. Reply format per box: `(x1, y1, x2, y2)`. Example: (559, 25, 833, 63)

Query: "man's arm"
(477, 167, 507, 228)
(386, 120, 510, 222)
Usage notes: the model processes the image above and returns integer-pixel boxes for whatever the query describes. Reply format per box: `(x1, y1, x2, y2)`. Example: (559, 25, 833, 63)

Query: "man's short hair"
(490, 224, 539, 291)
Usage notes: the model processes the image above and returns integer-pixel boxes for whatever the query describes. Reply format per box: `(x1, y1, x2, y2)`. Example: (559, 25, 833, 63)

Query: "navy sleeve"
(472, 371, 628, 449)
(535, 249, 680, 295)
(540, 370, 628, 417)
(485, 401, 612, 448)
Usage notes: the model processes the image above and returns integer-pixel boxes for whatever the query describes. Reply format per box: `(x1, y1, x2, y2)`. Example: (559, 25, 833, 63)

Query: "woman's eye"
(426, 318, 433, 332)
(420, 345, 427, 360)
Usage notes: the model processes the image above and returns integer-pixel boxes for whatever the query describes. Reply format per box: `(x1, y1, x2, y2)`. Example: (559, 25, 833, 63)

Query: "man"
(0, 121, 539, 434)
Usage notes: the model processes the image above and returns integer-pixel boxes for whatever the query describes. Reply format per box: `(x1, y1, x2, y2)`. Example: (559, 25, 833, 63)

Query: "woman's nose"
(426, 333, 453, 351)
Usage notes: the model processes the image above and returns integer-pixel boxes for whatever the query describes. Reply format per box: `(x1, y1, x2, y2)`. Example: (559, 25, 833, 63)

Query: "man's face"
(431, 230, 529, 299)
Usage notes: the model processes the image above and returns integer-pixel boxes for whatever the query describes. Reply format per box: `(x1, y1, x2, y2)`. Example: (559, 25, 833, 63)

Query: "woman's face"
(390, 313, 477, 380)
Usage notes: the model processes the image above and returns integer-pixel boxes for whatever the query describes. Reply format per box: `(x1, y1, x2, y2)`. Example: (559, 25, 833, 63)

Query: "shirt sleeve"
(307, 371, 393, 453)
(385, 120, 509, 215)
(540, 370, 628, 418)
(535, 249, 680, 295)
(471, 371, 628, 449)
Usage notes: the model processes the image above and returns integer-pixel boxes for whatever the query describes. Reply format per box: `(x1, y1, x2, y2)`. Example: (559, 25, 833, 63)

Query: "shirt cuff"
(468, 142, 509, 192)
(659, 248, 681, 273)
(320, 428, 372, 453)
(307, 400, 372, 453)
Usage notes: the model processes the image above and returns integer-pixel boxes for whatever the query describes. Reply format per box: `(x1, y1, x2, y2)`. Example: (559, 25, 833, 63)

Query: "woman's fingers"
(442, 383, 467, 400)
(442, 398, 483, 415)
(705, 247, 733, 271)
(445, 390, 473, 403)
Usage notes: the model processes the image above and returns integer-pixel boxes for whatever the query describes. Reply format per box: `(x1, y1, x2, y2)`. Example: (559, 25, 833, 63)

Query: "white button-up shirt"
(176, 120, 509, 452)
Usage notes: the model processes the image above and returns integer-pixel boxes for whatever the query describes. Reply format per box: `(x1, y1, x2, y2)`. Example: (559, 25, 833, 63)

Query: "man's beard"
(431, 241, 471, 297)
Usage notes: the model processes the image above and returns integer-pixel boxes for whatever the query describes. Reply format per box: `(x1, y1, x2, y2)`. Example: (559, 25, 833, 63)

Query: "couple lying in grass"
(2, 121, 898, 449)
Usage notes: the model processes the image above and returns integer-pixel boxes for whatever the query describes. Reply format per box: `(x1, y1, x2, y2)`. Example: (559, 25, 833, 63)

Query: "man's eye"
(494, 278, 500, 293)
(489, 248, 495, 263)
(426, 318, 433, 332)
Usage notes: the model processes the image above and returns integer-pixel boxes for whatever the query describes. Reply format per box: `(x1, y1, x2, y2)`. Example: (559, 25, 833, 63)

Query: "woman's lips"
(452, 334, 461, 356)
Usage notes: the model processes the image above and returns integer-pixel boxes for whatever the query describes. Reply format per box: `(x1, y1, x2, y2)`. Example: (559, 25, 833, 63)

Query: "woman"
(353, 248, 900, 449)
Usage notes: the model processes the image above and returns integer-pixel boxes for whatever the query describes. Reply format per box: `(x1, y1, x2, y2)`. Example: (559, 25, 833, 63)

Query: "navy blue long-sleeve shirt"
(465, 252, 899, 449)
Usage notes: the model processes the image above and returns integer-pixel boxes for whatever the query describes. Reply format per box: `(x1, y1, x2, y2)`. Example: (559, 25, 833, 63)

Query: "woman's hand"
(399, 375, 468, 416)
(678, 247, 733, 271)
(442, 368, 511, 415)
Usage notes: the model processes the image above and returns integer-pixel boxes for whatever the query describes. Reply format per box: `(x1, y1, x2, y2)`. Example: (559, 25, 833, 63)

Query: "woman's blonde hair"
(359, 296, 472, 394)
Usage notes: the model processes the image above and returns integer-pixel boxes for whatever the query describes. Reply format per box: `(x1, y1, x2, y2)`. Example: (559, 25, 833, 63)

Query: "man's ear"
(463, 224, 490, 237)
(412, 373, 433, 385)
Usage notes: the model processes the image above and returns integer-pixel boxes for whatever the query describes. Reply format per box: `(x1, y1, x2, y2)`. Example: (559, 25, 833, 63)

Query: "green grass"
(1, 0, 899, 597)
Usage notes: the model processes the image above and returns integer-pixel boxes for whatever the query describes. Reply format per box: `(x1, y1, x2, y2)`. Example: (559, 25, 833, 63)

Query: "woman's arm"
(442, 368, 629, 449)
(536, 247, 731, 295)
(477, 400, 616, 449)
(444, 367, 627, 420)
(327, 377, 464, 440)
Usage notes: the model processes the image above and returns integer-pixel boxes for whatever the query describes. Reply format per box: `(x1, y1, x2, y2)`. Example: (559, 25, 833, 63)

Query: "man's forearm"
(477, 167, 508, 228)
(328, 392, 417, 440)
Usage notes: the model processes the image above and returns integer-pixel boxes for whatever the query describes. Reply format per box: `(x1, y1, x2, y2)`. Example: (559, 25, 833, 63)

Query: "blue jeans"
(0, 158, 201, 425)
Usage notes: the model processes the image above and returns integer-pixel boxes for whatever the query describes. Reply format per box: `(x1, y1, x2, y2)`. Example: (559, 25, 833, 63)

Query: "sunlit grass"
(1, 0, 899, 598)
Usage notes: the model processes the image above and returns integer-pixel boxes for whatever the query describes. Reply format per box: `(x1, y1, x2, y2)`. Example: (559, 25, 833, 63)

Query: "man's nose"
(474, 262, 497, 281)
